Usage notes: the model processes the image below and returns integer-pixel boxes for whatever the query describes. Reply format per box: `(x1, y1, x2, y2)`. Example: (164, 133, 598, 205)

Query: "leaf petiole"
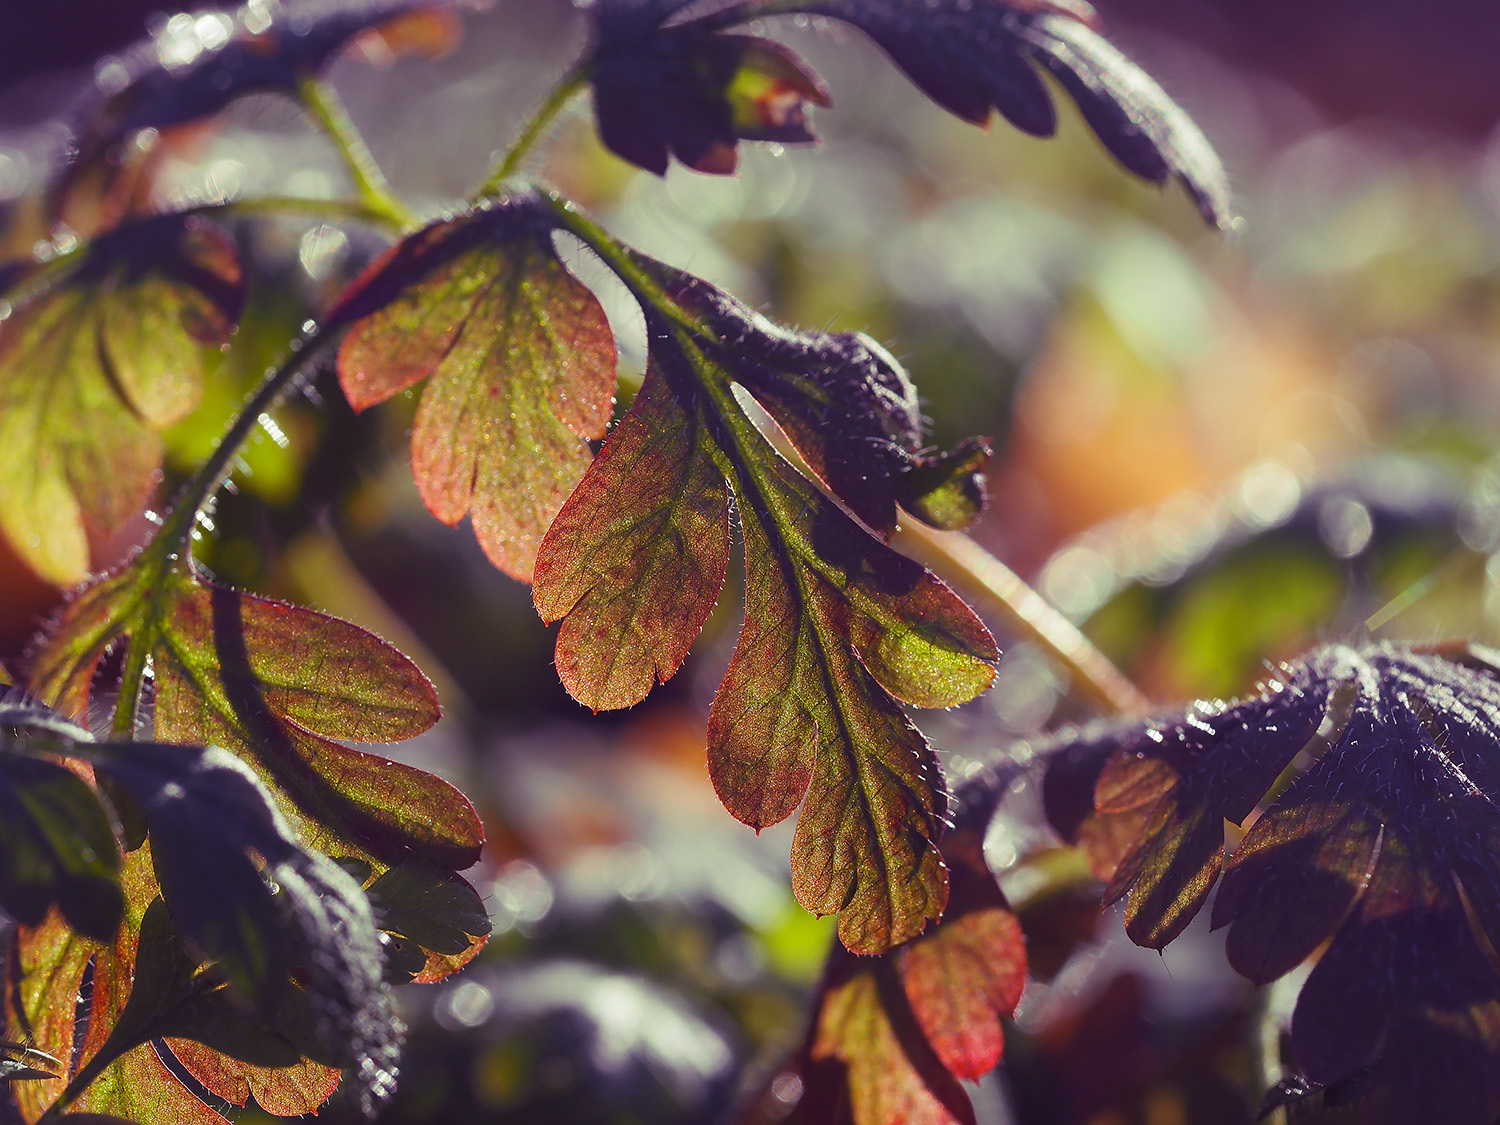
(297, 76, 415, 230)
(475, 65, 591, 198)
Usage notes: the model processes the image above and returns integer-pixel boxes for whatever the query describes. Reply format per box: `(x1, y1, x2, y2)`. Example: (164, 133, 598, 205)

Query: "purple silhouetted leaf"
(67, 1, 460, 173)
(0, 213, 242, 584)
(666, 264, 992, 537)
(1045, 642, 1500, 1123)
(784, 0, 1231, 226)
(584, 0, 830, 174)
(334, 196, 617, 581)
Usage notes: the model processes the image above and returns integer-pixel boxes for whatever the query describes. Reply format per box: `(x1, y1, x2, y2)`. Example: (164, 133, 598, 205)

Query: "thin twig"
(297, 76, 414, 229)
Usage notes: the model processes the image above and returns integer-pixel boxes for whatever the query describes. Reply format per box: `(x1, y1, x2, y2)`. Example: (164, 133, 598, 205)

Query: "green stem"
(110, 629, 153, 739)
(475, 67, 590, 198)
(157, 328, 339, 560)
(297, 76, 414, 229)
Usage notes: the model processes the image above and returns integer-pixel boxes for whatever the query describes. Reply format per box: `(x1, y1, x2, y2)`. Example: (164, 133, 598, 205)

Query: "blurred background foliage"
(5, 0, 1500, 1122)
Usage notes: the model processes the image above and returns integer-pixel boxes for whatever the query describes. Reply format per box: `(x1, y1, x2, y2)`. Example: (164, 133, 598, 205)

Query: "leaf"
(65, 0, 457, 180)
(0, 213, 242, 584)
(1045, 642, 1500, 1123)
(682, 275, 990, 537)
(516, 213, 996, 951)
(30, 563, 489, 980)
(795, 0, 1233, 227)
(0, 750, 122, 942)
(363, 862, 492, 967)
(333, 198, 617, 580)
(533, 357, 732, 710)
(795, 838, 1027, 1125)
(585, 0, 831, 175)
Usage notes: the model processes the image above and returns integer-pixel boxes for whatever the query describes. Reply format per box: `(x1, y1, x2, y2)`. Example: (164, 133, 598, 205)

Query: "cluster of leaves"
(0, 0, 1278, 1121)
(1040, 643, 1500, 1124)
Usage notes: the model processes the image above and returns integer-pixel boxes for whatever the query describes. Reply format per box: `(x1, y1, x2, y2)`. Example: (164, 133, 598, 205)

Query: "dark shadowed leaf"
(533, 357, 731, 710)
(30, 563, 489, 982)
(65, 0, 458, 179)
(0, 214, 242, 584)
(0, 751, 122, 942)
(334, 198, 617, 580)
(795, 0, 1232, 226)
(1046, 642, 1500, 1123)
(585, 0, 831, 175)
(364, 862, 491, 963)
(680, 274, 990, 537)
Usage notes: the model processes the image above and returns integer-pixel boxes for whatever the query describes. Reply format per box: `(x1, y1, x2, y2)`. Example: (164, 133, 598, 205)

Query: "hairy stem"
(157, 328, 338, 558)
(476, 66, 590, 197)
(297, 76, 414, 229)
(894, 522, 1150, 715)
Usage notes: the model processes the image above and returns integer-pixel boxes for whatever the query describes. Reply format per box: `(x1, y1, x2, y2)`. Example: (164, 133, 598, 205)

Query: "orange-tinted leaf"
(814, 968, 973, 1125)
(709, 417, 995, 951)
(165, 1042, 339, 1117)
(521, 217, 996, 953)
(898, 847, 1026, 1081)
(533, 357, 731, 710)
(800, 839, 1027, 1125)
(335, 200, 617, 580)
(0, 214, 241, 583)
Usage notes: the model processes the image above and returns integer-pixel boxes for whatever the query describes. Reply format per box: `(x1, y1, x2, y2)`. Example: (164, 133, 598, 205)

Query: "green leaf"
(334, 199, 617, 580)
(0, 750, 122, 941)
(533, 357, 731, 710)
(0, 214, 242, 584)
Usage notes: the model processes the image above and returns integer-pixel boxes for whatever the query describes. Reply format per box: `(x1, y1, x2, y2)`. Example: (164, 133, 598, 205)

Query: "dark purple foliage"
(1044, 642, 1500, 1124)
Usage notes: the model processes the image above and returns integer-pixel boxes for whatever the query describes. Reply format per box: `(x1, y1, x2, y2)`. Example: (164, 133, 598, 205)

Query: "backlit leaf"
(334, 198, 617, 580)
(533, 357, 731, 710)
(518, 209, 997, 951)
(790, 837, 1026, 1125)
(1045, 642, 1500, 1123)
(0, 214, 242, 584)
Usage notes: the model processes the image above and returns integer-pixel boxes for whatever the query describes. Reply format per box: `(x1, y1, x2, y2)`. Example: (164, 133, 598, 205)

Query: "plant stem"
(894, 521, 1150, 715)
(475, 67, 589, 197)
(297, 76, 414, 229)
(157, 327, 338, 560)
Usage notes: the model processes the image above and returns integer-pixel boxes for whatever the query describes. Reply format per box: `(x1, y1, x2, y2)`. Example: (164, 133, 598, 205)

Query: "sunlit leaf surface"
(335, 199, 617, 580)
(0, 214, 242, 584)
